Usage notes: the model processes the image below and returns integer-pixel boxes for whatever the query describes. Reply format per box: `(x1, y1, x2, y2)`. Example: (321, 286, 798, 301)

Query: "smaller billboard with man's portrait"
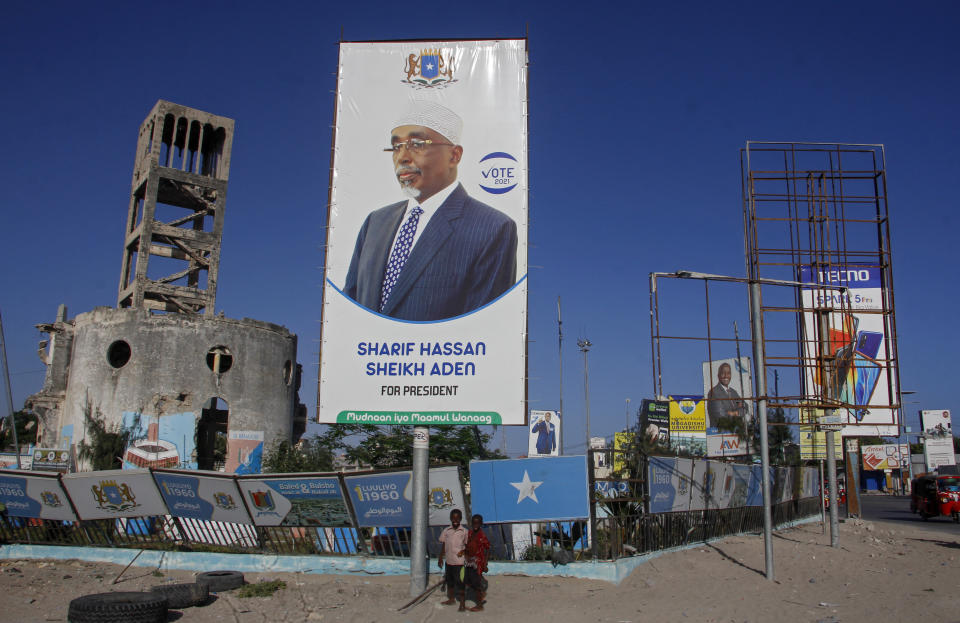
(528, 410, 560, 457)
(702, 357, 752, 432)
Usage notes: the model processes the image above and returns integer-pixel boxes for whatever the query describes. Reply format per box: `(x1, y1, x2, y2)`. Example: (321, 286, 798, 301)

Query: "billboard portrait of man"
(318, 40, 528, 427)
(529, 410, 560, 457)
(704, 360, 750, 431)
(343, 100, 518, 322)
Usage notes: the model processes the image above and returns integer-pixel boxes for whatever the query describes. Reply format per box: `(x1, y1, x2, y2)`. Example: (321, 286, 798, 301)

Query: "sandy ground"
(1, 516, 957, 623)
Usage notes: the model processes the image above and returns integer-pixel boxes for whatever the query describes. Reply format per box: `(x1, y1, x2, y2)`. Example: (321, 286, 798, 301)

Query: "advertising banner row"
(0, 466, 465, 529)
(648, 457, 818, 514)
(639, 394, 749, 458)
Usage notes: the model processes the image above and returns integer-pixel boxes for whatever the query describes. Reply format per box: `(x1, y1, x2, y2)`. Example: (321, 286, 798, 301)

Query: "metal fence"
(0, 499, 819, 562)
(0, 451, 821, 562)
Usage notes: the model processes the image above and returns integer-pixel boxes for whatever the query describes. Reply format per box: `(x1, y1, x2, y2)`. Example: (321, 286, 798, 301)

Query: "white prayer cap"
(392, 99, 463, 145)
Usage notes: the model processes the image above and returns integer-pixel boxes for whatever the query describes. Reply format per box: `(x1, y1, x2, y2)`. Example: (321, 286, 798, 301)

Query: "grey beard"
(400, 185, 421, 199)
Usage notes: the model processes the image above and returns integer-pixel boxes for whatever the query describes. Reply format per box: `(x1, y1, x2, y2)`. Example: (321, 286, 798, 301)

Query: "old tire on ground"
(196, 570, 245, 592)
(67, 591, 168, 623)
(150, 582, 209, 608)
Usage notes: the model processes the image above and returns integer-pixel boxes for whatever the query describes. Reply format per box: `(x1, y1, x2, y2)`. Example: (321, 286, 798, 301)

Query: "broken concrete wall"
(58, 307, 298, 471)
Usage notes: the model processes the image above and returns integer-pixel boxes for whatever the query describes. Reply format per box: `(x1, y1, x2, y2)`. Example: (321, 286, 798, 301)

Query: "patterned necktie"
(380, 205, 423, 312)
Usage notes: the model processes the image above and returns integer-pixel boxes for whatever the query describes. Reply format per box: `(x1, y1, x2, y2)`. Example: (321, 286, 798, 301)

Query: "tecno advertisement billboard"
(318, 39, 528, 426)
(800, 265, 898, 436)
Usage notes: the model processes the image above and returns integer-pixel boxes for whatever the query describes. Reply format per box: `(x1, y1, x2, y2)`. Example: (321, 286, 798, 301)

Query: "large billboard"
(318, 40, 528, 426)
(800, 265, 898, 436)
(528, 410, 560, 457)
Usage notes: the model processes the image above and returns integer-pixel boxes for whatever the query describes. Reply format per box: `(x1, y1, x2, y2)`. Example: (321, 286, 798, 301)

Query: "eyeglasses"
(383, 138, 454, 154)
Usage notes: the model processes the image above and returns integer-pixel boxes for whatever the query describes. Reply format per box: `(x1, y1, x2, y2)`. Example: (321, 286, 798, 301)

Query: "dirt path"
(1, 515, 957, 622)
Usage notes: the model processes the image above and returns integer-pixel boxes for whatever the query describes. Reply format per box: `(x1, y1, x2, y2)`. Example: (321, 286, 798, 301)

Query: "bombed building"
(26, 100, 307, 472)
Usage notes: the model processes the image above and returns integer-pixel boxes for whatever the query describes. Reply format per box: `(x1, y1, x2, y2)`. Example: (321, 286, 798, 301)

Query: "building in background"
(25, 101, 306, 472)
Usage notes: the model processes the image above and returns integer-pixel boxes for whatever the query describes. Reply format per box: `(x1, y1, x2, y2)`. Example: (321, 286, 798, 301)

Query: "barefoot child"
(464, 513, 491, 611)
(438, 509, 469, 611)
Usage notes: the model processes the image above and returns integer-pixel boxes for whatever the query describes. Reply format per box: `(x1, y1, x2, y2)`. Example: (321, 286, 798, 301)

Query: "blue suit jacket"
(344, 184, 518, 321)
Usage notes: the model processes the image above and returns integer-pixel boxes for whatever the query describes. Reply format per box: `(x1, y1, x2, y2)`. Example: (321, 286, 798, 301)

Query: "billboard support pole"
(578, 339, 592, 454)
(819, 459, 825, 533)
(558, 296, 564, 455)
(824, 426, 839, 547)
(816, 308, 840, 548)
(409, 427, 429, 596)
(749, 281, 774, 581)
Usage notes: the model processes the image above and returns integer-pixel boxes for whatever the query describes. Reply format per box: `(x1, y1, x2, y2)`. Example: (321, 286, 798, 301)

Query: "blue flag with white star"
(469, 456, 589, 522)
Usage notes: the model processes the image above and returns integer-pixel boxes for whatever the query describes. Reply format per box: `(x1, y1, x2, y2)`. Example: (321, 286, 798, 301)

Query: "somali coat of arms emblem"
(429, 486, 454, 510)
(91, 480, 140, 513)
(213, 492, 237, 510)
(403, 49, 456, 88)
(40, 491, 63, 508)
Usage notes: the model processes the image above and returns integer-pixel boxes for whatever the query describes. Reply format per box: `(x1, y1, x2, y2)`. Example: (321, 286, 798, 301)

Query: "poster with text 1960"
(0, 471, 76, 521)
(318, 39, 528, 426)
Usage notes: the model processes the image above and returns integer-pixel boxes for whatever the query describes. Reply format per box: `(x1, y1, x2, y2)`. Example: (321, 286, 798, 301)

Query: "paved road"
(857, 493, 959, 536)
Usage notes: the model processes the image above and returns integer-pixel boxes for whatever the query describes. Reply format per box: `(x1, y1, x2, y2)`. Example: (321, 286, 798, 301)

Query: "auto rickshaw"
(910, 475, 960, 521)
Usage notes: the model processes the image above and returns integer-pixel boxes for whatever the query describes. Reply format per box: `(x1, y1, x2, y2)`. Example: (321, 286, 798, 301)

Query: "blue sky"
(1, 1, 956, 455)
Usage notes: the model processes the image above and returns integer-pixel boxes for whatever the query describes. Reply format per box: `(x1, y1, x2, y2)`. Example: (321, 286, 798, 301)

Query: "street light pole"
(0, 309, 21, 468)
(625, 398, 631, 431)
(578, 338, 592, 453)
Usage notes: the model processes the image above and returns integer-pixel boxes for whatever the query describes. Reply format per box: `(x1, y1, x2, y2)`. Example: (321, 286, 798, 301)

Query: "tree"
(77, 401, 139, 470)
(767, 407, 795, 465)
(314, 424, 504, 475)
(0, 410, 39, 451)
(262, 436, 335, 473)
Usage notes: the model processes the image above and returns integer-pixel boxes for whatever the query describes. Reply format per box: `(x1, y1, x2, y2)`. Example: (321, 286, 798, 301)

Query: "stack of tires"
(67, 570, 244, 622)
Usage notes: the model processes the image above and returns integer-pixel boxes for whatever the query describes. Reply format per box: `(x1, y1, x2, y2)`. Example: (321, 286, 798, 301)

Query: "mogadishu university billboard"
(318, 40, 528, 426)
(800, 265, 899, 436)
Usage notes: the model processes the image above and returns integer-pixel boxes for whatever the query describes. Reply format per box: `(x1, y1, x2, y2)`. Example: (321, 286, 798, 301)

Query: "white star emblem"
(509, 470, 543, 504)
(425, 62, 434, 70)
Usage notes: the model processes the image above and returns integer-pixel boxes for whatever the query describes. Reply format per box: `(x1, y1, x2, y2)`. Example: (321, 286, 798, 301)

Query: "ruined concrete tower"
(27, 100, 307, 471)
(117, 101, 234, 315)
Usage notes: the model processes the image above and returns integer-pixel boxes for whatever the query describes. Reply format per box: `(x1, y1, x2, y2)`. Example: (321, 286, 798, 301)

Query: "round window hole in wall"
(107, 340, 131, 369)
(206, 346, 233, 373)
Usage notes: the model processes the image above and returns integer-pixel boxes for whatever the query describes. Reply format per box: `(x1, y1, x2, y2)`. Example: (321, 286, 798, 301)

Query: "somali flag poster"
(469, 456, 589, 522)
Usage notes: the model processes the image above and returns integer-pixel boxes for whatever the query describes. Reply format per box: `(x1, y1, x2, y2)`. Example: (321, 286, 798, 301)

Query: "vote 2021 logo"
(478, 152, 518, 195)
